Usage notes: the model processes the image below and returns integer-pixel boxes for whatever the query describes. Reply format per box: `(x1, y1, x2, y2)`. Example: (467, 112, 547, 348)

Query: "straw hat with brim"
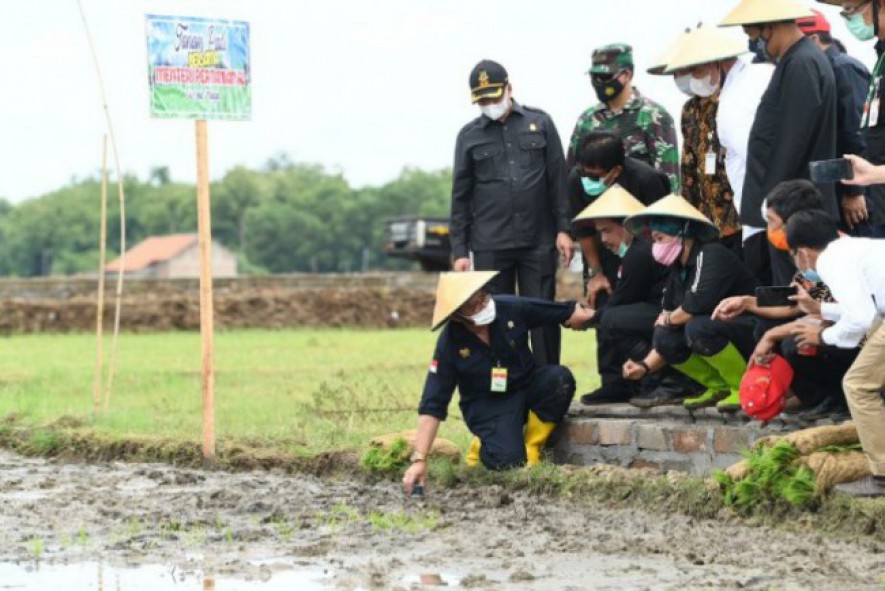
(720, 0, 813, 27)
(624, 194, 719, 242)
(431, 271, 499, 331)
(814, 0, 844, 5)
(647, 30, 692, 75)
(573, 185, 647, 224)
(663, 25, 748, 73)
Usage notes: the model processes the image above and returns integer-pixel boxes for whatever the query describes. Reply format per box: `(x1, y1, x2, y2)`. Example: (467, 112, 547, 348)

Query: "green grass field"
(0, 329, 599, 455)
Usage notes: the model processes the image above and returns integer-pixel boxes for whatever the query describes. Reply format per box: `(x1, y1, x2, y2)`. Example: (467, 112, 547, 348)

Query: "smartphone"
(809, 158, 854, 183)
(756, 286, 798, 308)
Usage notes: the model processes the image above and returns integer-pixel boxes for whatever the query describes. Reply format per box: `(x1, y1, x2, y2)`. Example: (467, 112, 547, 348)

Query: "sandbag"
(781, 423, 858, 455)
(370, 430, 461, 458)
(802, 450, 870, 493)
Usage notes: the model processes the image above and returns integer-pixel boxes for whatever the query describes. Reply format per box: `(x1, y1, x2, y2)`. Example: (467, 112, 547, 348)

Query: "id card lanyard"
(490, 361, 508, 393)
(704, 132, 717, 176)
(863, 52, 885, 129)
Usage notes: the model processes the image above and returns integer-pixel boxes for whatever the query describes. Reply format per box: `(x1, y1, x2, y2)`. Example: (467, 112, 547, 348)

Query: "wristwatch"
(587, 266, 603, 279)
(410, 451, 427, 464)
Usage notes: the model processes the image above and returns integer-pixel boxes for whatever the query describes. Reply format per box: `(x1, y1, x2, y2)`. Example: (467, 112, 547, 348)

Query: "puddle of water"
(0, 561, 330, 591)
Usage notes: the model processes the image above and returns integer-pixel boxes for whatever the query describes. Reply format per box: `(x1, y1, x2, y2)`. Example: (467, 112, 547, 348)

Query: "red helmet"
(739, 355, 794, 422)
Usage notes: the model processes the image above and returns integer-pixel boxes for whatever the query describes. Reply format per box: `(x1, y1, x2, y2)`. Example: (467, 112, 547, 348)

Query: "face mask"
(767, 226, 790, 252)
(652, 238, 683, 267)
(469, 298, 497, 326)
(674, 74, 693, 97)
(616, 242, 629, 258)
(581, 176, 608, 197)
(748, 36, 771, 63)
(689, 72, 719, 98)
(592, 74, 625, 104)
(480, 90, 510, 120)
(845, 13, 876, 41)
(798, 251, 823, 284)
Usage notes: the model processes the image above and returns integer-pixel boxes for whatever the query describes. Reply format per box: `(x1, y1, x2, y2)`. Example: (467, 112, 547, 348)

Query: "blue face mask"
(616, 242, 629, 258)
(845, 13, 876, 41)
(748, 36, 772, 63)
(581, 176, 607, 197)
(798, 250, 823, 283)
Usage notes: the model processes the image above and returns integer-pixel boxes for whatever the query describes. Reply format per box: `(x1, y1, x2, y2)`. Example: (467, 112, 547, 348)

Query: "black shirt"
(825, 45, 870, 199)
(662, 242, 758, 316)
(450, 102, 569, 258)
(593, 238, 667, 325)
(743, 36, 838, 227)
(860, 41, 885, 226)
(419, 296, 575, 422)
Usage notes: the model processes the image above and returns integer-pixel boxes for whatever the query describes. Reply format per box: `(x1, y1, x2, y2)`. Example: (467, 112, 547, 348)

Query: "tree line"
(0, 156, 452, 276)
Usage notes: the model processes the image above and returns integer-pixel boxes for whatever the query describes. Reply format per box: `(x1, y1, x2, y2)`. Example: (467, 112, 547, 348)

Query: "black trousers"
(474, 246, 560, 365)
(595, 302, 659, 394)
(464, 365, 576, 470)
(781, 336, 858, 407)
(654, 315, 757, 365)
(743, 232, 772, 286)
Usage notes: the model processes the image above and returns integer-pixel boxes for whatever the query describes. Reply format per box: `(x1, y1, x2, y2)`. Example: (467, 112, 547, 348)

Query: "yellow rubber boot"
(465, 437, 481, 467)
(525, 411, 557, 466)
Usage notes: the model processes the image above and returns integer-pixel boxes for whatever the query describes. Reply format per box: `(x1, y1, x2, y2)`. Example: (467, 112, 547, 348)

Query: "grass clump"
(360, 437, 409, 474)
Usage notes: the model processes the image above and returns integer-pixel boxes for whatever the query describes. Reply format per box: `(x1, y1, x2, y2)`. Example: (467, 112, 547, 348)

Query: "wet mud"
(1, 451, 884, 590)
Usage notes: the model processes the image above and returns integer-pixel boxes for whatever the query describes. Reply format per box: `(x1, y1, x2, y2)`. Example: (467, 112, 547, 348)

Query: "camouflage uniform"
(568, 44, 680, 193)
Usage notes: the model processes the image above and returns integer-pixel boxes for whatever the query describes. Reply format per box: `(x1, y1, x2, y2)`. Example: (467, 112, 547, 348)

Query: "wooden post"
(93, 135, 108, 416)
(195, 119, 216, 465)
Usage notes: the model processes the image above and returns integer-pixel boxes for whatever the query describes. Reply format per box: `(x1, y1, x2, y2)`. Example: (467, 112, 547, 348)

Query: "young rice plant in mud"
(361, 437, 409, 474)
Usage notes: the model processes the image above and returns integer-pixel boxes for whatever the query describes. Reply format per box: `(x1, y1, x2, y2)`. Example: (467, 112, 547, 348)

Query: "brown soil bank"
(0, 273, 584, 333)
(2, 450, 885, 590)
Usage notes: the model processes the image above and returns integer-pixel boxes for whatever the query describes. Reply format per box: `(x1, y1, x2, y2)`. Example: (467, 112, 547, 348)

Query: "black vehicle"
(383, 216, 451, 272)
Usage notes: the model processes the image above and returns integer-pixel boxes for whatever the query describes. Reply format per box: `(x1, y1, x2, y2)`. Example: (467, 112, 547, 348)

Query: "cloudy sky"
(0, 0, 871, 202)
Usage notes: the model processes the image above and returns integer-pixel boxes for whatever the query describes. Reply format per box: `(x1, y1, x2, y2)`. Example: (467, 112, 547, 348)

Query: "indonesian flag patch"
(429, 360, 438, 374)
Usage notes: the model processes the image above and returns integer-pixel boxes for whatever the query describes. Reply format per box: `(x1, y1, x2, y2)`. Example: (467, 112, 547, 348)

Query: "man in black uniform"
(401, 272, 593, 493)
(622, 196, 759, 413)
(799, 9, 874, 236)
(820, 0, 885, 237)
(571, 186, 675, 406)
(720, 0, 839, 284)
(450, 60, 573, 367)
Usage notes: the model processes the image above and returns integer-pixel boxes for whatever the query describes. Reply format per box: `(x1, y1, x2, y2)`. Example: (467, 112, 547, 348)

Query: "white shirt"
(819, 237, 885, 349)
(717, 57, 774, 242)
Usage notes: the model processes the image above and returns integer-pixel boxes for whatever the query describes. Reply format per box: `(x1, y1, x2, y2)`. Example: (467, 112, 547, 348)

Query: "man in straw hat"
(572, 186, 690, 408)
(402, 272, 593, 494)
(817, 0, 885, 238)
(664, 24, 774, 283)
(622, 196, 759, 412)
(720, 0, 839, 285)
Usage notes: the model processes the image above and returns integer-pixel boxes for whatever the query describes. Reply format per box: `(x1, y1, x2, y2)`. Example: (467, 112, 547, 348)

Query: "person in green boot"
(620, 195, 759, 412)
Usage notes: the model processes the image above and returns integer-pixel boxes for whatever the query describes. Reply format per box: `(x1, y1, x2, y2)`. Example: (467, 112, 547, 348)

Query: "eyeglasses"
(841, 1, 871, 18)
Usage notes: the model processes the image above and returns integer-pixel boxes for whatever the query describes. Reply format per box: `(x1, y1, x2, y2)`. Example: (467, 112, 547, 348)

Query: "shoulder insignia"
(459, 348, 471, 359)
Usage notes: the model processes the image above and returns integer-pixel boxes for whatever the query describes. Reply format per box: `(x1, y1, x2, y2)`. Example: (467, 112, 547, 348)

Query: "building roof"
(105, 233, 198, 273)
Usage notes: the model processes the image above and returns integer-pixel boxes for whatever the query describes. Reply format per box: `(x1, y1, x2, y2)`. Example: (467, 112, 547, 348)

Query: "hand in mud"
(402, 461, 427, 497)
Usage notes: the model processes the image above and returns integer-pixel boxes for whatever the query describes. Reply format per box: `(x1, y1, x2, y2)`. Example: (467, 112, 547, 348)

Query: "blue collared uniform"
(419, 295, 577, 469)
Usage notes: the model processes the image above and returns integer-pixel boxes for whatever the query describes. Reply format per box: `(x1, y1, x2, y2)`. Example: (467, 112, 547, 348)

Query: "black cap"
(469, 60, 508, 104)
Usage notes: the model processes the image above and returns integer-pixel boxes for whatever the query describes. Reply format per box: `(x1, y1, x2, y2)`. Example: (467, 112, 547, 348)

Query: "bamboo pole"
(195, 119, 216, 465)
(92, 135, 108, 416)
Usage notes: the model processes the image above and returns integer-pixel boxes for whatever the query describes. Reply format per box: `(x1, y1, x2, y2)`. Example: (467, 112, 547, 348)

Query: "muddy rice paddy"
(1, 451, 885, 590)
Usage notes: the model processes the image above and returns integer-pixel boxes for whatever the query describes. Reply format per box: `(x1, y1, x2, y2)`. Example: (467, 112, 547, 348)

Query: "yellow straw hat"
(431, 271, 499, 331)
(663, 25, 748, 73)
(624, 194, 719, 242)
(647, 29, 692, 75)
(720, 0, 813, 27)
(573, 185, 646, 224)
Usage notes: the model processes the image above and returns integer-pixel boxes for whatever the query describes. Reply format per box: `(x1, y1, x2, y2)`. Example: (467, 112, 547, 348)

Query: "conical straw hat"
(431, 271, 499, 331)
(647, 29, 692, 75)
(664, 25, 748, 73)
(573, 185, 646, 223)
(720, 0, 813, 27)
(814, 0, 842, 5)
(624, 194, 719, 241)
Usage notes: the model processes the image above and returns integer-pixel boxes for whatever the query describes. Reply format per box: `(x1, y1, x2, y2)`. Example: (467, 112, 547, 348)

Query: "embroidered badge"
(459, 348, 470, 359)
(429, 360, 438, 374)
(529, 123, 537, 132)
(478, 71, 490, 88)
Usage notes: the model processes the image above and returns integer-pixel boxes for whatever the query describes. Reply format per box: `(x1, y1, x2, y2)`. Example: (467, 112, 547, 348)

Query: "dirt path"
(1, 451, 884, 590)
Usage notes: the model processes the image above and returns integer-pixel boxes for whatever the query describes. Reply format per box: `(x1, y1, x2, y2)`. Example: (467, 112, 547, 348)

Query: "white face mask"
(689, 71, 719, 98)
(674, 74, 693, 97)
(480, 90, 511, 121)
(469, 298, 497, 326)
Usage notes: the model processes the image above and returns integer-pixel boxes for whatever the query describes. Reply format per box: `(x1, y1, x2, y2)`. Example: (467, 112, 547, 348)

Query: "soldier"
(450, 60, 573, 366)
(568, 44, 680, 193)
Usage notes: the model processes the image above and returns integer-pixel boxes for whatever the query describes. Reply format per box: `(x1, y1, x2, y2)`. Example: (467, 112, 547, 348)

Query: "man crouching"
(402, 272, 593, 494)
